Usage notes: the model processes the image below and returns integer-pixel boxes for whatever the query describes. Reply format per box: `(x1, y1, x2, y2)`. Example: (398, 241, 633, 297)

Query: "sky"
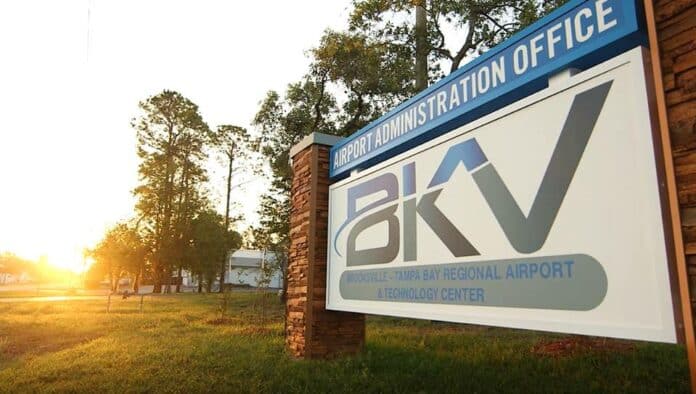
(0, 0, 354, 272)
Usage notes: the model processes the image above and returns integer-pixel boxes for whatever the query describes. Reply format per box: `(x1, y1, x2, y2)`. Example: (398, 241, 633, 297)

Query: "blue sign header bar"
(329, 0, 644, 179)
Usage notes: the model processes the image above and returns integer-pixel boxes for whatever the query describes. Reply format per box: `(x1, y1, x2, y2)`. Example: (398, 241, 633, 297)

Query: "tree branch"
(428, 2, 450, 56)
(450, 16, 476, 72)
(481, 12, 515, 34)
(341, 93, 365, 136)
(432, 47, 454, 60)
(311, 70, 329, 132)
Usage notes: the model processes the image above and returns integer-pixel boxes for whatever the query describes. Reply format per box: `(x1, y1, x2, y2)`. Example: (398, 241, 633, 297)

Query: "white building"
(0, 271, 31, 285)
(225, 249, 282, 289)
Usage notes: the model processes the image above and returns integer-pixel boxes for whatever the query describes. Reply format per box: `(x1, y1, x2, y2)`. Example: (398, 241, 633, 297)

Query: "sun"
(41, 251, 92, 275)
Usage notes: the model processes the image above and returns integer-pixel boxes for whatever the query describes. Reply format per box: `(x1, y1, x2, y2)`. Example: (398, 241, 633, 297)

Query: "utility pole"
(415, 0, 428, 92)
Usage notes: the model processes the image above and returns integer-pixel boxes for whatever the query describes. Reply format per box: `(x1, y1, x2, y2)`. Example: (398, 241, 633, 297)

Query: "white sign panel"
(326, 47, 677, 343)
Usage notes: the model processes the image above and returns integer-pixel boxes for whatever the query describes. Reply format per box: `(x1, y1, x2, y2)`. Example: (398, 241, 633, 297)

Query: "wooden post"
(107, 293, 111, 313)
(285, 133, 365, 359)
(643, 0, 696, 390)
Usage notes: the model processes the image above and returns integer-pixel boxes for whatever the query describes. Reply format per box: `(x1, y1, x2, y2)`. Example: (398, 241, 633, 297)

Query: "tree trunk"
(280, 256, 288, 302)
(173, 151, 191, 295)
(164, 270, 171, 294)
(197, 273, 203, 293)
(109, 270, 116, 294)
(176, 266, 182, 293)
(155, 123, 177, 295)
(415, 0, 428, 92)
(153, 264, 163, 293)
(132, 268, 141, 294)
(220, 151, 234, 293)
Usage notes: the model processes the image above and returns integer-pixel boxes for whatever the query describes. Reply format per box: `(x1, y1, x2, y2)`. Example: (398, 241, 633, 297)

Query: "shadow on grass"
(270, 339, 689, 394)
(0, 322, 102, 365)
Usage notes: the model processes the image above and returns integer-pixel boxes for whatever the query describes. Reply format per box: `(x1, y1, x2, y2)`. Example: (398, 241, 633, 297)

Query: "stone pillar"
(286, 133, 365, 359)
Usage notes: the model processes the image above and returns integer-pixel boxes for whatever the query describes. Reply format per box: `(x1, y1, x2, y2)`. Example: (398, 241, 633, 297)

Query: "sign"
(327, 48, 678, 343)
(329, 0, 645, 179)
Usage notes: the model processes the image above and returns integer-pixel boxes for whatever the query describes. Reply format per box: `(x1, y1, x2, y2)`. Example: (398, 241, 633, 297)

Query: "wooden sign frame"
(643, 0, 696, 390)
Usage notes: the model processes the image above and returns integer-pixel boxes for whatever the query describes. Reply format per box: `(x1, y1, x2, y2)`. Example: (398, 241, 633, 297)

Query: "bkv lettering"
(333, 81, 612, 266)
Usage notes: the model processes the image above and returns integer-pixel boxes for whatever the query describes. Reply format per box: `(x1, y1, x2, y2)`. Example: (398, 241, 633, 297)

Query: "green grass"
(0, 293, 689, 393)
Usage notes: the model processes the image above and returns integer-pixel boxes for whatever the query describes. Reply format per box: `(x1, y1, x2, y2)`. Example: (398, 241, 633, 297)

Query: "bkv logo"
(333, 82, 612, 266)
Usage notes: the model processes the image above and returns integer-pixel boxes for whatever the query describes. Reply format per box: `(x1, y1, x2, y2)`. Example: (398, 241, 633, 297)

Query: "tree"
(255, 249, 277, 324)
(252, 77, 338, 293)
(311, 30, 415, 136)
(247, 192, 292, 299)
(252, 26, 414, 283)
(251, 0, 565, 288)
(350, 0, 566, 83)
(252, 28, 417, 276)
(120, 225, 147, 293)
(253, 27, 414, 224)
(189, 209, 241, 292)
(211, 125, 250, 292)
(251, 76, 336, 277)
(90, 223, 146, 293)
(132, 90, 210, 293)
(254, 79, 338, 193)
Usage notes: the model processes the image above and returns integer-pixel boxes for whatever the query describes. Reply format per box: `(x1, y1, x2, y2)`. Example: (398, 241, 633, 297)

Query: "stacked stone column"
(286, 133, 365, 359)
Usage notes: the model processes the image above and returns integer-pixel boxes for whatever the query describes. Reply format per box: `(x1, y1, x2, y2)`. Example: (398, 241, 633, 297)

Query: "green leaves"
(132, 90, 214, 292)
(189, 210, 239, 283)
(213, 125, 250, 161)
(349, 0, 566, 74)
(248, 0, 567, 293)
(90, 222, 147, 290)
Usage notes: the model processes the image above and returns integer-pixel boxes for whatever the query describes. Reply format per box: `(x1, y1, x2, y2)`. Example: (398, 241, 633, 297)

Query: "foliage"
(90, 90, 250, 294)
(90, 1, 569, 297)
(212, 125, 251, 171)
(248, 195, 291, 293)
(251, 27, 415, 280)
(89, 223, 147, 292)
(251, 1, 566, 275)
(252, 78, 338, 293)
(310, 30, 415, 136)
(188, 209, 241, 292)
(253, 80, 338, 194)
(132, 90, 211, 292)
(211, 124, 251, 292)
(350, 0, 567, 75)
(254, 251, 280, 323)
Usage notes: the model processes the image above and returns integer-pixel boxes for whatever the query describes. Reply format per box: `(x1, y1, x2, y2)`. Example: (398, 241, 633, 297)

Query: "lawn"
(0, 289, 77, 298)
(0, 292, 689, 393)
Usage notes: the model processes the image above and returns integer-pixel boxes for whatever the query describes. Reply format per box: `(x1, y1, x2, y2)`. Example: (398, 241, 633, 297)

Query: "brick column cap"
(290, 132, 344, 160)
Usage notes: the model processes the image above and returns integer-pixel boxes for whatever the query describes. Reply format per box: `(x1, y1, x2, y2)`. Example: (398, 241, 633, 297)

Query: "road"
(0, 295, 108, 303)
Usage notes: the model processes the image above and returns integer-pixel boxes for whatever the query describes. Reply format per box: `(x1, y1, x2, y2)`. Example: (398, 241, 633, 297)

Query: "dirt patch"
(531, 336, 635, 358)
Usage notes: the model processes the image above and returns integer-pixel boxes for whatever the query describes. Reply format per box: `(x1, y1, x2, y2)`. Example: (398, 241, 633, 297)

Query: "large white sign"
(326, 47, 677, 343)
